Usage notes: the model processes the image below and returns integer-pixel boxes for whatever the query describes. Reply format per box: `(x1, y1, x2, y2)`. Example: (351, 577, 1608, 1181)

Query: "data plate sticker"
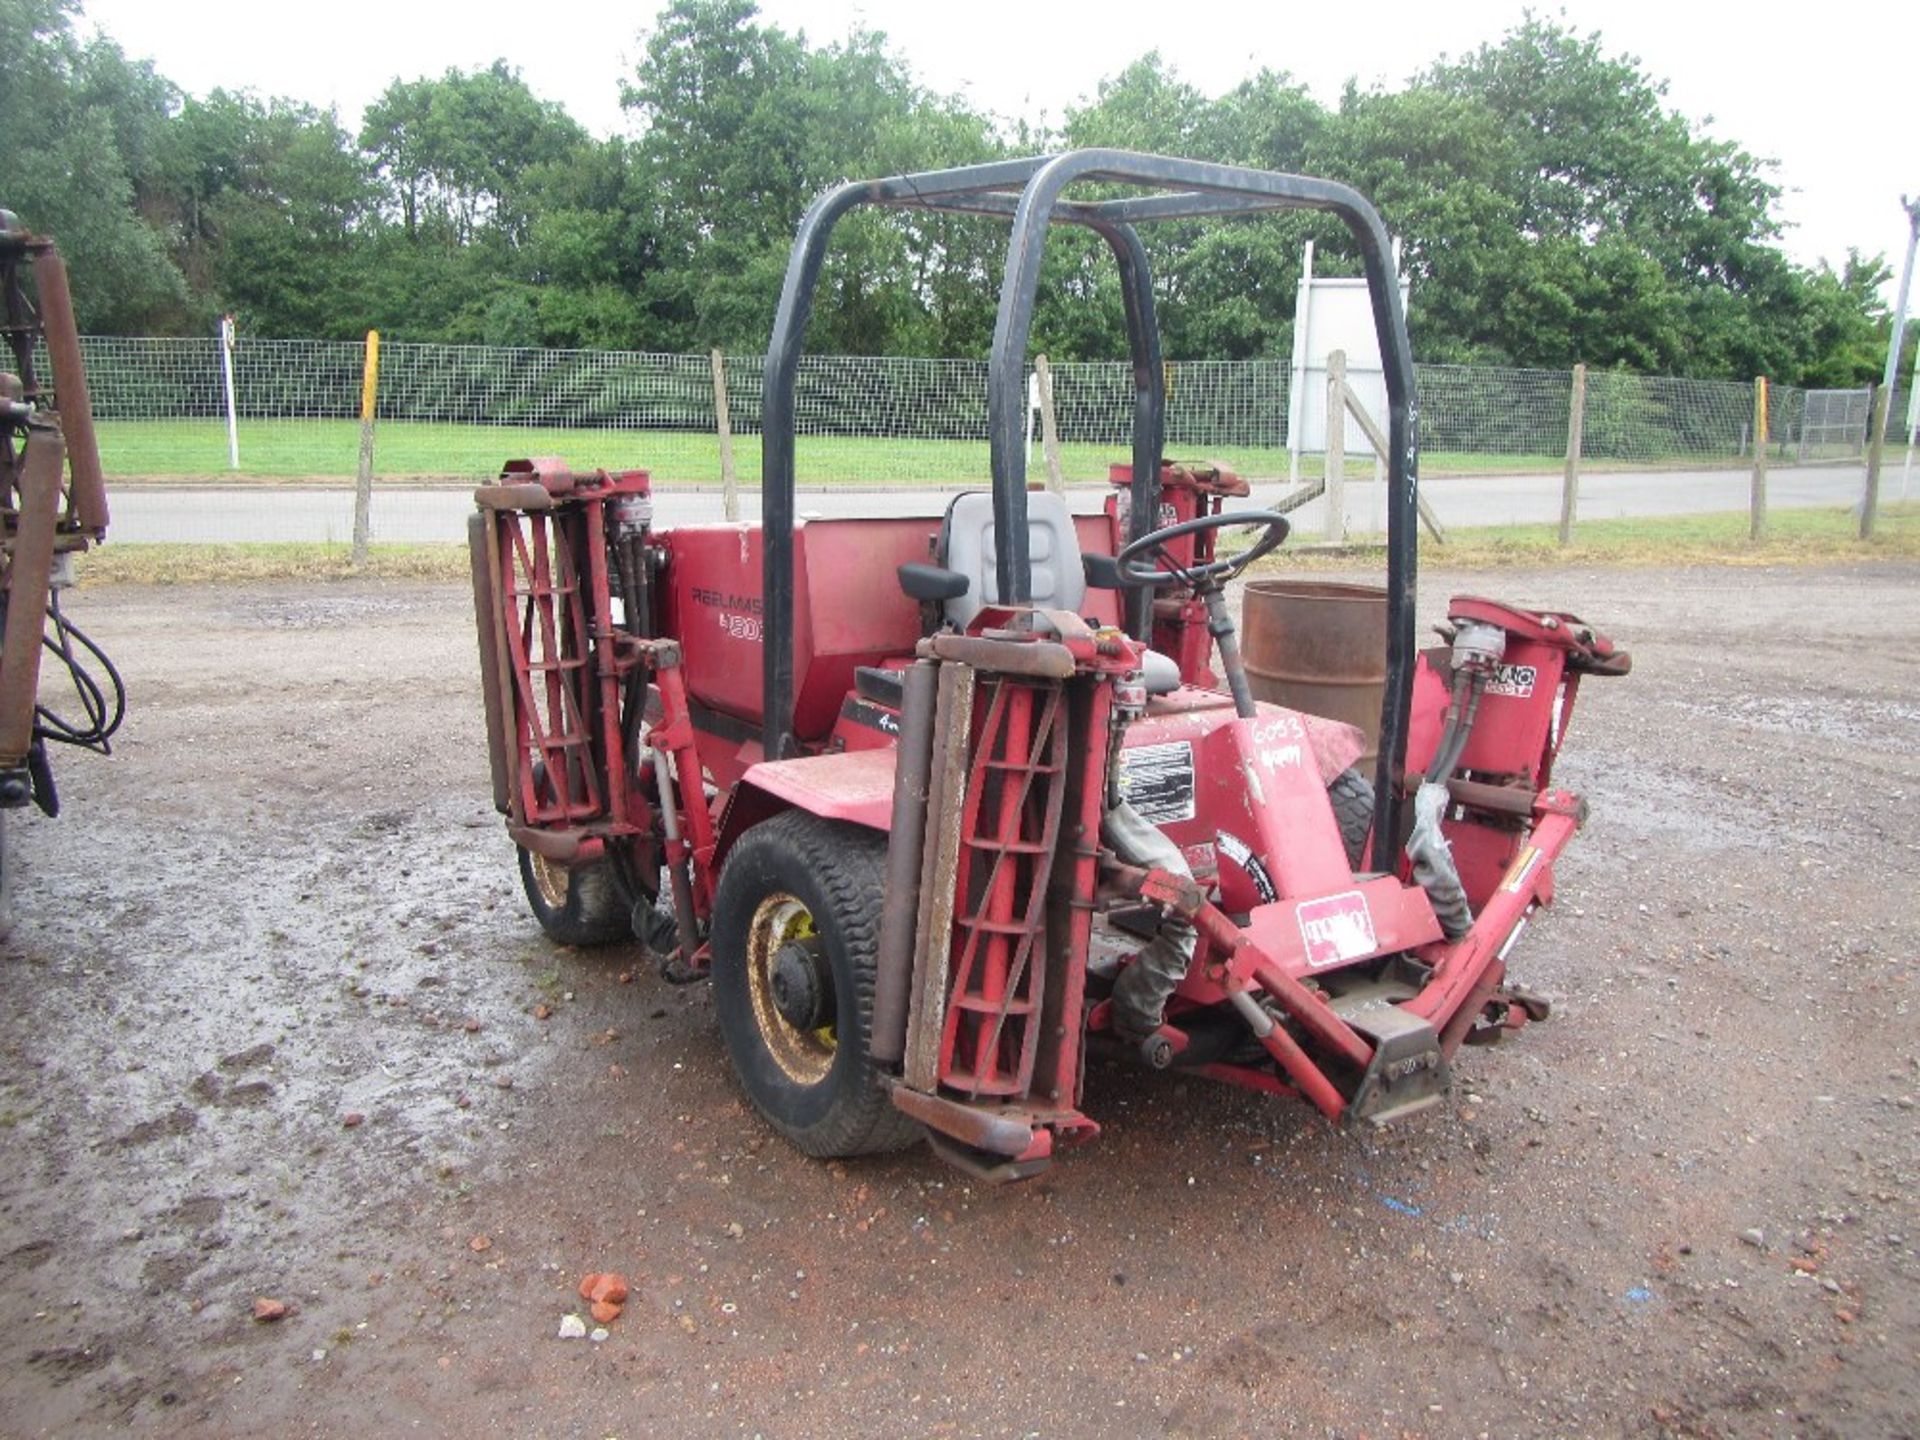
(1118, 741, 1196, 825)
(1297, 890, 1378, 968)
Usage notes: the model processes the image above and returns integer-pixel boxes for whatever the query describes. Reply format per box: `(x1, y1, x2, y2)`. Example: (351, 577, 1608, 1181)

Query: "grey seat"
(937, 491, 1182, 695)
(939, 490, 1084, 629)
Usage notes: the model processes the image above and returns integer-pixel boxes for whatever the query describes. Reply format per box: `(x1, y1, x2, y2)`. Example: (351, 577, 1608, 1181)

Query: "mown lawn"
(94, 417, 1576, 485)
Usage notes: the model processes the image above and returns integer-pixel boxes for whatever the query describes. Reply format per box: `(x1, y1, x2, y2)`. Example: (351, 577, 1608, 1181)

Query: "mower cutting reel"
(470, 150, 1629, 1180)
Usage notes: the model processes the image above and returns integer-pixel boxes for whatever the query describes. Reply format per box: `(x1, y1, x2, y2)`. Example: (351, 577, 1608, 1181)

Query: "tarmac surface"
(101, 462, 1885, 544)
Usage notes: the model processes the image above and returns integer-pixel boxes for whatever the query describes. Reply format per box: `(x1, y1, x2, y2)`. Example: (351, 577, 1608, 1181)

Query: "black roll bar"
(759, 149, 1421, 869)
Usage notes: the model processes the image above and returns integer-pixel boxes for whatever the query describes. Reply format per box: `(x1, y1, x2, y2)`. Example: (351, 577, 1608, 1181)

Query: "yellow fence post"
(351, 329, 381, 566)
(1749, 375, 1768, 542)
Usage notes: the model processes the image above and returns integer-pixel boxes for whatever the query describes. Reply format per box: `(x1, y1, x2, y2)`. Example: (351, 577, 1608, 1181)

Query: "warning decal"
(1216, 829, 1277, 904)
(1118, 741, 1197, 825)
(1499, 844, 1543, 894)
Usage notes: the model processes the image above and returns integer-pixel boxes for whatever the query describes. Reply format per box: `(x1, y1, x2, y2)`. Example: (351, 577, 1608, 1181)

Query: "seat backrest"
(938, 490, 1085, 629)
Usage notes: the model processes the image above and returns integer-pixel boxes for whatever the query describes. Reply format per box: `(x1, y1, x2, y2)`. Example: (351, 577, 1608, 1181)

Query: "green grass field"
(94, 417, 1583, 486)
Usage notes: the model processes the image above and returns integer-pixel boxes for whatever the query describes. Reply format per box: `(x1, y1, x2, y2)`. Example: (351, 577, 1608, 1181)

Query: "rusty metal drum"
(1240, 580, 1388, 765)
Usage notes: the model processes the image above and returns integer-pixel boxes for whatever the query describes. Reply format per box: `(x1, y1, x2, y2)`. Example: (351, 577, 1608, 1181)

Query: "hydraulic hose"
(1407, 669, 1483, 940)
(34, 593, 125, 754)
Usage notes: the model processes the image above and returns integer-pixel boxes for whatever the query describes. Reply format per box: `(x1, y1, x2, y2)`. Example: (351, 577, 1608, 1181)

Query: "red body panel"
(662, 517, 938, 740)
(664, 509, 1129, 747)
(734, 748, 898, 830)
(1120, 694, 1368, 913)
(1455, 639, 1569, 783)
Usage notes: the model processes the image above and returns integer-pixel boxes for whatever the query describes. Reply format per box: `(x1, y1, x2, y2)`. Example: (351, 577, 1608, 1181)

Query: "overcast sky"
(81, 0, 1920, 286)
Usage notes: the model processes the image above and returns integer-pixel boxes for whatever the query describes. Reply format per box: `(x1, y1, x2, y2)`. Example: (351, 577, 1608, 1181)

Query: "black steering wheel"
(1115, 510, 1291, 589)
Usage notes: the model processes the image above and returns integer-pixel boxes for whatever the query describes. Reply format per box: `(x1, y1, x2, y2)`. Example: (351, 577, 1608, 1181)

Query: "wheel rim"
(529, 851, 571, 911)
(744, 892, 837, 1085)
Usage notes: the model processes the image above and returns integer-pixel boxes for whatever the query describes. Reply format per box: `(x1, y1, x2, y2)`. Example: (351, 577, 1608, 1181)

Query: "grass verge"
(1328, 502, 1920, 569)
(76, 503, 1918, 586)
(77, 542, 472, 586)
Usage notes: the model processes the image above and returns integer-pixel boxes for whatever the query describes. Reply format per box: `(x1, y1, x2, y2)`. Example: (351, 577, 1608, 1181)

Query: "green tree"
(624, 1, 1003, 353)
(361, 62, 587, 247)
(155, 91, 374, 335)
(1055, 58, 1326, 360)
(0, 0, 185, 329)
(1416, 18, 1797, 373)
(1790, 253, 1895, 389)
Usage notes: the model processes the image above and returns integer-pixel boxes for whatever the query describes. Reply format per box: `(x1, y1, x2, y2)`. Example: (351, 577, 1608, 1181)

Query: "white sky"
(81, 0, 1920, 285)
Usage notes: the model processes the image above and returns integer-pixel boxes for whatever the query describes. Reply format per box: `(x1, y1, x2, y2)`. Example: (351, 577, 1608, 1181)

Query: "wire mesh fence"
(1410, 364, 1573, 460)
(19, 333, 1902, 544)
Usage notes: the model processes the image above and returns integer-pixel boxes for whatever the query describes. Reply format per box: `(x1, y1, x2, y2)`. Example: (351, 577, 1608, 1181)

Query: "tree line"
(0, 0, 1903, 386)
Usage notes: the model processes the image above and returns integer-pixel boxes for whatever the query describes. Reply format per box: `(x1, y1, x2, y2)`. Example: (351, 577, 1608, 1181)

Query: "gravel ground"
(0, 561, 1914, 1439)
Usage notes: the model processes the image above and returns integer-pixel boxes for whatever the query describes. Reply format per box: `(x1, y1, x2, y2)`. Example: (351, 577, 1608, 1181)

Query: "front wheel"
(710, 811, 920, 1158)
(517, 846, 631, 947)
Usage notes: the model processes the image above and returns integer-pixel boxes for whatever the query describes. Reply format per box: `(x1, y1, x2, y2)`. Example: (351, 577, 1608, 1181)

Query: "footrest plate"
(1342, 1003, 1448, 1125)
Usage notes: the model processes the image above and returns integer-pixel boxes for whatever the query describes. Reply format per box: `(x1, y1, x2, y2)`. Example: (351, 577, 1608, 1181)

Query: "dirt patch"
(0, 563, 1915, 1437)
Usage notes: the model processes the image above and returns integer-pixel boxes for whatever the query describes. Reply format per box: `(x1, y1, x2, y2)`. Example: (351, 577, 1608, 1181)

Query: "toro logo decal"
(1486, 663, 1537, 698)
(1296, 890, 1377, 968)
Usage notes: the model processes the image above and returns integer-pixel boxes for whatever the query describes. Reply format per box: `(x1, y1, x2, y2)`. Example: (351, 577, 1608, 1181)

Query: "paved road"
(104, 463, 1880, 545)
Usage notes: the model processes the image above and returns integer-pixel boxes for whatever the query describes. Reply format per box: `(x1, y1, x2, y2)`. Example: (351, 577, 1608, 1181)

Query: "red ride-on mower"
(470, 152, 1629, 1180)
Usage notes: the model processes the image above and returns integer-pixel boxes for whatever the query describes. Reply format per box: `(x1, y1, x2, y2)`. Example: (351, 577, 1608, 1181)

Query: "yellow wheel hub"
(529, 851, 571, 910)
(744, 893, 837, 1085)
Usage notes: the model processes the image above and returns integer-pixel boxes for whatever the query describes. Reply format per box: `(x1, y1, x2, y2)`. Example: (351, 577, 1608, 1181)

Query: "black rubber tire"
(0, 808, 12, 944)
(518, 847, 631, 948)
(710, 811, 920, 1158)
(1328, 767, 1376, 870)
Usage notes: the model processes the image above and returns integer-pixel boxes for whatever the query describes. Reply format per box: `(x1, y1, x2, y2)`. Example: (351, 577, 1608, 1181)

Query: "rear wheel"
(0, 809, 12, 943)
(518, 847, 630, 947)
(1328, 767, 1376, 870)
(711, 811, 919, 1157)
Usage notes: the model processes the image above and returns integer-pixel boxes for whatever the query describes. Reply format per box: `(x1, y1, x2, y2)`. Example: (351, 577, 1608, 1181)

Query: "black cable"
(32, 591, 124, 753)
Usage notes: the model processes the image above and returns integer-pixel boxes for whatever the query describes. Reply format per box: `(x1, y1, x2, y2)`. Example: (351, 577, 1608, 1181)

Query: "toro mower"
(469, 152, 1628, 1180)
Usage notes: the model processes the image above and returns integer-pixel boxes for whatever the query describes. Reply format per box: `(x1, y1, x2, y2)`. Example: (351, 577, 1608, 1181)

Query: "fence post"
(1860, 382, 1889, 540)
(1559, 362, 1586, 546)
(1034, 354, 1065, 495)
(710, 349, 739, 523)
(350, 329, 380, 566)
(1323, 349, 1346, 541)
(1748, 376, 1768, 542)
(220, 314, 240, 471)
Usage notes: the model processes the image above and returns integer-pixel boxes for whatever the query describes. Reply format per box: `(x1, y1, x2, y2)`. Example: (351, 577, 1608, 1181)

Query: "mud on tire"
(518, 847, 631, 948)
